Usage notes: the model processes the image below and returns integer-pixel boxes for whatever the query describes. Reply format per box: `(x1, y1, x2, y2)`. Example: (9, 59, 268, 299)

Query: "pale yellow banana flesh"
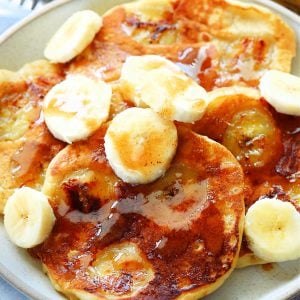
(4, 187, 56, 249)
(104, 107, 178, 184)
(245, 198, 300, 262)
(119, 55, 208, 122)
(43, 75, 112, 144)
(259, 70, 300, 116)
(44, 10, 103, 63)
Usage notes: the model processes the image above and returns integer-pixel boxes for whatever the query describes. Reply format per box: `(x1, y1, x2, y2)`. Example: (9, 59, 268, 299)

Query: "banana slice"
(120, 55, 208, 122)
(43, 75, 112, 144)
(44, 10, 103, 63)
(89, 242, 154, 298)
(259, 70, 300, 116)
(120, 55, 179, 107)
(222, 107, 279, 169)
(245, 198, 300, 262)
(4, 187, 56, 248)
(104, 107, 177, 184)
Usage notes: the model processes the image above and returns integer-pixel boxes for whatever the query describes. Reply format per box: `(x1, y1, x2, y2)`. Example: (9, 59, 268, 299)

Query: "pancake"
(191, 86, 300, 267)
(31, 125, 244, 299)
(0, 61, 65, 212)
(68, 0, 295, 90)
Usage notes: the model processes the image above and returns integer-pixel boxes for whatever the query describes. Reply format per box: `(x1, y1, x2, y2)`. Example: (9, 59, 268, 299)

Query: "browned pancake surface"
(68, 0, 295, 90)
(32, 125, 244, 299)
(0, 63, 65, 211)
(192, 91, 300, 265)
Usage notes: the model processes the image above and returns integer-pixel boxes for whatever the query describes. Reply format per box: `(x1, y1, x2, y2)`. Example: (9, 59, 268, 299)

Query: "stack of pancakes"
(0, 0, 298, 299)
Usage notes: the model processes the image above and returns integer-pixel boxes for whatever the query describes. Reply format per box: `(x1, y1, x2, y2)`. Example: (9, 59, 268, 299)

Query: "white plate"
(0, 0, 299, 299)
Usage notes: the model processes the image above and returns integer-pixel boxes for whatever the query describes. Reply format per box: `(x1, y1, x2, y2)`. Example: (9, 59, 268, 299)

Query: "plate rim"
(0, 0, 299, 299)
(0, 254, 50, 300)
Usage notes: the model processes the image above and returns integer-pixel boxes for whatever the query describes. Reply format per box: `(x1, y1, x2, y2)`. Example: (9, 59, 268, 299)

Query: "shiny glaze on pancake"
(32, 125, 244, 299)
(68, 0, 295, 90)
(191, 93, 300, 260)
(0, 66, 65, 211)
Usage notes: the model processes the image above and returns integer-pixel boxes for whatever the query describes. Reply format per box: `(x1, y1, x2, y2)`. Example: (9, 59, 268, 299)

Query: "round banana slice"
(4, 187, 56, 248)
(222, 107, 279, 169)
(120, 55, 208, 122)
(193, 86, 281, 170)
(104, 107, 178, 184)
(245, 197, 300, 262)
(88, 242, 154, 298)
(44, 10, 103, 63)
(259, 70, 300, 116)
(120, 55, 179, 107)
(43, 75, 112, 144)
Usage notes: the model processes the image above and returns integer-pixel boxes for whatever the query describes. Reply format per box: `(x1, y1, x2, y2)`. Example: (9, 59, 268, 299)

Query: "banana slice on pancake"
(44, 10, 103, 63)
(38, 124, 244, 299)
(4, 187, 55, 248)
(104, 107, 178, 184)
(43, 75, 112, 144)
(88, 242, 155, 298)
(120, 55, 179, 107)
(123, 0, 174, 22)
(193, 86, 281, 170)
(245, 197, 300, 262)
(259, 70, 300, 116)
(120, 55, 208, 122)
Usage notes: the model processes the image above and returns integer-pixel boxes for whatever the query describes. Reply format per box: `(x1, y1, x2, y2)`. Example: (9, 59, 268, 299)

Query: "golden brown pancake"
(191, 86, 300, 267)
(68, 0, 295, 90)
(0, 61, 65, 211)
(31, 125, 244, 299)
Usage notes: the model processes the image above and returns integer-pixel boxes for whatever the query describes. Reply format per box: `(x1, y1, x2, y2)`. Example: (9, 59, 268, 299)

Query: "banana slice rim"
(3, 186, 56, 249)
(104, 107, 178, 185)
(44, 10, 103, 63)
(43, 74, 112, 144)
(244, 197, 300, 263)
(120, 54, 208, 122)
(259, 70, 300, 116)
